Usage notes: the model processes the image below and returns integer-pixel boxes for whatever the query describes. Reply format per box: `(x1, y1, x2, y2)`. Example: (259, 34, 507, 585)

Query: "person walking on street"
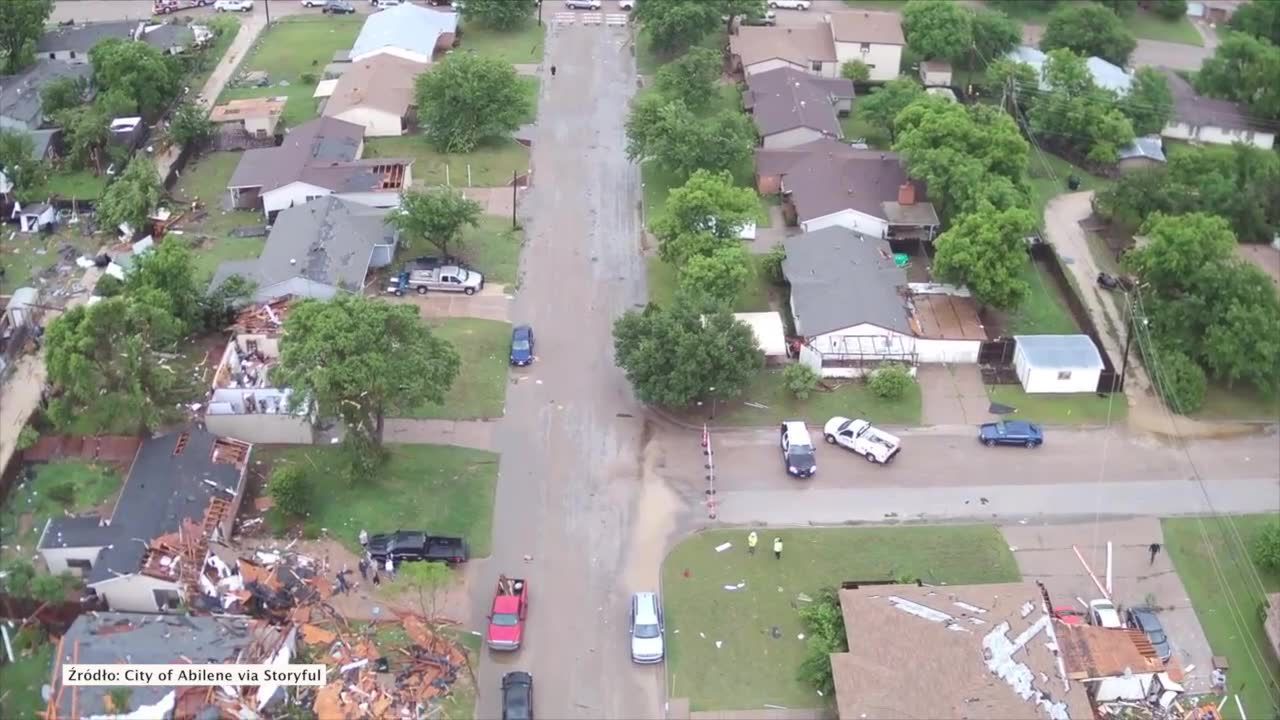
(747, 531, 758, 555)
(550, 65, 557, 78)
(1148, 542, 1162, 565)
(773, 537, 783, 560)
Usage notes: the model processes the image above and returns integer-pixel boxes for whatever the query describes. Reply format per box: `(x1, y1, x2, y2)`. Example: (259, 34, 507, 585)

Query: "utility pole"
(263, 0, 271, 26)
(511, 170, 518, 230)
(537, 0, 542, 26)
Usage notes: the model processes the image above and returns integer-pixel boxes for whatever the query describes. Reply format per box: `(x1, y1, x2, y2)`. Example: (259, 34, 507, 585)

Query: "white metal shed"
(1013, 335, 1104, 394)
(734, 312, 788, 361)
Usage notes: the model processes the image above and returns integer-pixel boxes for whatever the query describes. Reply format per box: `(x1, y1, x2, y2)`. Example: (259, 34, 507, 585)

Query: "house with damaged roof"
(37, 427, 252, 613)
(226, 116, 412, 219)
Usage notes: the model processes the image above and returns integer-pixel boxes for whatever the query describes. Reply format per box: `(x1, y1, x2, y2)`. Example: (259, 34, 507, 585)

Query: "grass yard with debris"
(985, 385, 1128, 425)
(265, 444, 498, 557)
(0, 461, 122, 562)
(1195, 384, 1280, 422)
(456, 216, 523, 286)
(169, 150, 268, 283)
(704, 369, 923, 427)
(1162, 515, 1280, 720)
(646, 256, 774, 313)
(457, 22, 545, 65)
(43, 169, 109, 200)
(663, 526, 1020, 711)
(408, 318, 512, 420)
(0, 641, 54, 719)
(0, 225, 102, 294)
(366, 136, 530, 188)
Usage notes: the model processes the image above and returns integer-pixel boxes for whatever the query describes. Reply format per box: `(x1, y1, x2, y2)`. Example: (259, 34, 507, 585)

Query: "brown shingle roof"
(829, 10, 905, 45)
(1163, 69, 1273, 134)
(323, 54, 429, 119)
(744, 67, 853, 138)
(755, 137, 860, 176)
(729, 25, 836, 68)
(781, 149, 928, 224)
(227, 116, 364, 192)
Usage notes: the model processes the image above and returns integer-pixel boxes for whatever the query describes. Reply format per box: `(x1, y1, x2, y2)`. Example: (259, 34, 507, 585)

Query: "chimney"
(898, 183, 915, 206)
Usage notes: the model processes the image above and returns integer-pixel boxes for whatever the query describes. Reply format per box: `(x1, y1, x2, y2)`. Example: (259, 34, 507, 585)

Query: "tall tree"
(632, 0, 722, 56)
(97, 157, 162, 237)
(678, 243, 752, 307)
(41, 76, 89, 118)
(625, 97, 755, 181)
(414, 53, 530, 152)
(984, 57, 1040, 102)
(168, 101, 214, 148)
(1128, 212, 1238, 295)
(970, 8, 1022, 66)
(1119, 67, 1174, 136)
(902, 0, 974, 61)
(1097, 0, 1138, 16)
(460, 0, 533, 30)
(1195, 32, 1280, 120)
(1228, 1, 1280, 45)
(654, 47, 722, 112)
(1150, 0, 1188, 21)
(0, 130, 49, 203)
(89, 38, 180, 118)
(932, 207, 1035, 310)
(613, 295, 762, 407)
(275, 296, 461, 450)
(1040, 2, 1137, 66)
(124, 238, 208, 342)
(1028, 49, 1135, 164)
(720, 0, 768, 35)
(389, 186, 483, 256)
(55, 105, 110, 173)
(857, 78, 924, 143)
(650, 169, 758, 265)
(0, 0, 53, 74)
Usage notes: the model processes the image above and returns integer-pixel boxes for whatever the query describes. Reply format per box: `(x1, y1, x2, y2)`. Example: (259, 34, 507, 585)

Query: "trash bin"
(1067, 175, 1081, 190)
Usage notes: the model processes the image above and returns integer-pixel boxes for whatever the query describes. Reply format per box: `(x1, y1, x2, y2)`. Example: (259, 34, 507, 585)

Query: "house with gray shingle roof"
(351, 3, 457, 64)
(0, 61, 93, 132)
(744, 67, 853, 149)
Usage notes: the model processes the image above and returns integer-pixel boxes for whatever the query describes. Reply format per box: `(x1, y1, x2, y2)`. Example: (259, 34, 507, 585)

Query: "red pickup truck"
(486, 576, 528, 651)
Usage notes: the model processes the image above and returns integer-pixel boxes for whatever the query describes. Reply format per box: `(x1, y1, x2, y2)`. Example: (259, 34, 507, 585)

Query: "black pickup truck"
(366, 531, 469, 566)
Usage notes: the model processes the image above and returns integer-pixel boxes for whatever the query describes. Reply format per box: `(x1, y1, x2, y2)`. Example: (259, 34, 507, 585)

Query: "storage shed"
(1013, 335, 1104, 394)
(734, 312, 788, 363)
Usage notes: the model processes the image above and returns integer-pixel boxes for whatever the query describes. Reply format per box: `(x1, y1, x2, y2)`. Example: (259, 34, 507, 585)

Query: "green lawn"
(43, 169, 109, 200)
(408, 318, 512, 420)
(1028, 151, 1111, 223)
(266, 444, 499, 556)
(454, 216, 523, 285)
(1195, 384, 1280, 422)
(1162, 515, 1280, 720)
(986, 385, 1128, 425)
(641, 160, 683, 222)
(663, 526, 1020, 711)
(0, 642, 53, 720)
(173, 150, 241, 202)
(646, 255, 774, 312)
(0, 461, 122, 561)
(170, 150, 267, 283)
(517, 76, 540, 125)
(756, 194, 776, 228)
(1006, 258, 1081, 335)
(987, 3, 1203, 45)
(457, 22, 546, 64)
(637, 28, 728, 76)
(190, 236, 266, 284)
(843, 0, 910, 9)
(366, 136, 530, 187)
(710, 368, 923, 427)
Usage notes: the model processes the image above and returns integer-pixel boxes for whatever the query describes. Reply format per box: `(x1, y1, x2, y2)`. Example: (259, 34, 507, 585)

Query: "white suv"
(770, 0, 811, 8)
(630, 592, 664, 664)
(618, 0, 634, 9)
(214, 0, 254, 11)
(1088, 599, 1123, 628)
(566, 0, 602, 9)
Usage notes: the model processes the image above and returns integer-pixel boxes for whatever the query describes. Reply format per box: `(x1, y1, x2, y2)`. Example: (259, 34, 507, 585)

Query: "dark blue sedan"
(510, 325, 535, 366)
(978, 420, 1044, 448)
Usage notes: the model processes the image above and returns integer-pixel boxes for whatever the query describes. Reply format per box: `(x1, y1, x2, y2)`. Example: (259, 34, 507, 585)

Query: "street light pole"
(263, 0, 271, 25)
(537, 0, 542, 26)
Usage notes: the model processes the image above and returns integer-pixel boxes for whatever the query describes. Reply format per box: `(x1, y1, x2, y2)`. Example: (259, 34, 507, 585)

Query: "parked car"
(510, 325, 535, 366)
(978, 420, 1044, 448)
(366, 531, 469, 566)
(1096, 272, 1135, 292)
(741, 10, 777, 25)
(1053, 606, 1086, 625)
(565, 0, 601, 8)
(214, 0, 254, 11)
(1088, 599, 1123, 629)
(372, 0, 403, 6)
(154, 0, 211, 14)
(769, 0, 810, 8)
(780, 421, 817, 478)
(822, 417, 901, 464)
(322, 0, 355, 12)
(487, 576, 529, 651)
(300, 0, 326, 6)
(501, 672, 533, 720)
(386, 265, 484, 296)
(1124, 606, 1172, 662)
(618, 0, 634, 9)
(629, 592, 664, 664)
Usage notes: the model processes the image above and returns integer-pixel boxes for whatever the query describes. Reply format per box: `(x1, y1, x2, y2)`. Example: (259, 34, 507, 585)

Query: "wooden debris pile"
(227, 297, 295, 335)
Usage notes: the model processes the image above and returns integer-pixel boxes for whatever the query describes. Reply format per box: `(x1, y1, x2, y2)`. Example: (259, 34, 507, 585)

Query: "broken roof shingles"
(833, 582, 1092, 720)
(783, 226, 910, 337)
(39, 428, 248, 585)
(53, 613, 284, 718)
(745, 67, 853, 138)
(227, 116, 364, 192)
(0, 61, 93, 130)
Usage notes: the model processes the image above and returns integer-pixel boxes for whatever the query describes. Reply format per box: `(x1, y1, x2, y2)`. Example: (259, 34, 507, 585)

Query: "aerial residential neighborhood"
(0, 0, 1277, 719)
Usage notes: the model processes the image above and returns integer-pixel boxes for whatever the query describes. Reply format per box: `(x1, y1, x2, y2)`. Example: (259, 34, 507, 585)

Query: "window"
(153, 589, 181, 611)
(49, 53, 56, 59)
(1057, 370, 1072, 381)
(70, 51, 77, 59)
(67, 558, 93, 571)
(860, 43, 871, 52)
(811, 60, 823, 72)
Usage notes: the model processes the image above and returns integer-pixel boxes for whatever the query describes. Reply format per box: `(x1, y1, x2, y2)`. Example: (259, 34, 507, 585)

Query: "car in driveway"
(741, 10, 777, 25)
(214, 0, 254, 11)
(630, 591, 664, 663)
(1088, 599, 1123, 629)
(366, 531, 469, 566)
(1125, 606, 1172, 661)
(769, 0, 811, 8)
(780, 421, 817, 478)
(322, 0, 355, 12)
(510, 325, 535, 366)
(565, 0, 601, 8)
(300, 0, 325, 6)
(978, 420, 1044, 448)
(618, 0, 634, 9)
(501, 671, 533, 720)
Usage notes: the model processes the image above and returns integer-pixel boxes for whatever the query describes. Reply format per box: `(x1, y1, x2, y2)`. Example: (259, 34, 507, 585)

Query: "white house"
(350, 2, 457, 64)
(1013, 334, 1105, 394)
(1161, 69, 1275, 150)
(827, 10, 905, 83)
(321, 54, 428, 137)
(783, 227, 987, 377)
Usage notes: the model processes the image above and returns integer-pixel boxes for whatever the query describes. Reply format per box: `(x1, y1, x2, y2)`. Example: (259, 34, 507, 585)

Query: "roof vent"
(290, 258, 297, 265)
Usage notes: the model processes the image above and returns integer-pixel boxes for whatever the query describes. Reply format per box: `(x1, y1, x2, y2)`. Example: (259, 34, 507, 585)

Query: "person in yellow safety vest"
(773, 537, 783, 560)
(747, 531, 758, 555)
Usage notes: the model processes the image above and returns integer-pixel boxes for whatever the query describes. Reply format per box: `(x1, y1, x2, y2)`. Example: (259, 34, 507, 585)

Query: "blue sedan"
(978, 420, 1044, 448)
(510, 325, 535, 366)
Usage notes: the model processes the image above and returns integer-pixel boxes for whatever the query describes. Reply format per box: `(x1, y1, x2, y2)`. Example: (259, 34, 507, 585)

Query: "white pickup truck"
(822, 417, 901, 464)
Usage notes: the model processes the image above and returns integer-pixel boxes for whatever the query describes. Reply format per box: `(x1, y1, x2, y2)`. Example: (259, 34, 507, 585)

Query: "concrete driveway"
(917, 365, 995, 426)
(1003, 518, 1215, 691)
(386, 283, 515, 323)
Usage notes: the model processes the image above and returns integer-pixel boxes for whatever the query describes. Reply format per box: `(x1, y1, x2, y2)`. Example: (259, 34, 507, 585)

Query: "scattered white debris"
(723, 585, 739, 591)
(699, 632, 706, 639)
(797, 634, 805, 640)
(888, 596, 953, 623)
(714, 542, 732, 553)
(714, 641, 722, 649)
(1020, 602, 1035, 618)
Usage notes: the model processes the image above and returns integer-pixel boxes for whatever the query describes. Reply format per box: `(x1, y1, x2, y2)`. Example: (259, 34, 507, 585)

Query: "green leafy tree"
(1120, 67, 1174, 136)
(857, 78, 924, 143)
(45, 297, 185, 434)
(988, 0, 1057, 11)
(1098, 0, 1138, 16)
(56, 104, 111, 173)
(460, 0, 532, 30)
(1150, 344, 1207, 414)
(275, 296, 461, 451)
(761, 243, 786, 283)
(1228, 0, 1280, 44)
(932, 207, 1036, 310)
(783, 362, 819, 400)
(414, 53, 530, 152)
(97, 157, 162, 239)
(970, 8, 1021, 66)
(1195, 33, 1280, 120)
(1128, 212, 1237, 293)
(867, 364, 914, 400)
(89, 38, 179, 118)
(613, 295, 763, 407)
(679, 244, 751, 306)
(797, 587, 847, 696)
(398, 561, 453, 623)
(1040, 2, 1137, 66)
(30, 573, 74, 604)
(1199, 263, 1280, 393)
(626, 96, 756, 181)
(1, 560, 37, 596)
(0, 0, 53, 74)
(650, 169, 758, 264)
(721, 0, 768, 35)
(902, 0, 974, 61)
(654, 47, 722, 112)
(840, 60, 870, 82)
(0, 129, 49, 203)
(389, 186, 483, 255)
(123, 238, 206, 342)
(1254, 520, 1280, 572)
(1151, 0, 1189, 21)
(40, 76, 89, 118)
(632, 0, 722, 56)
(169, 101, 214, 148)
(984, 57, 1040, 103)
(269, 464, 310, 518)
(16, 425, 39, 451)
(1028, 49, 1135, 164)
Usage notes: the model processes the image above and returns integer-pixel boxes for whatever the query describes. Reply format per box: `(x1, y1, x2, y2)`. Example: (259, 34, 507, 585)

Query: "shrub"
(2, 560, 36, 596)
(761, 243, 787, 284)
(1153, 346, 1206, 414)
(268, 464, 310, 518)
(13, 625, 46, 652)
(16, 425, 39, 451)
(1254, 521, 1280, 573)
(867, 364, 914, 400)
(841, 60, 870, 82)
(300, 72, 317, 85)
(46, 481, 77, 506)
(797, 587, 847, 696)
(94, 274, 125, 298)
(30, 572, 73, 603)
(783, 363, 820, 400)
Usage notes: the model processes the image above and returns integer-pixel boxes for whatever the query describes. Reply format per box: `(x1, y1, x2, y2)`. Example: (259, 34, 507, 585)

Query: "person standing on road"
(773, 537, 783, 560)
(550, 65, 557, 78)
(747, 531, 758, 555)
(1148, 542, 1162, 565)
